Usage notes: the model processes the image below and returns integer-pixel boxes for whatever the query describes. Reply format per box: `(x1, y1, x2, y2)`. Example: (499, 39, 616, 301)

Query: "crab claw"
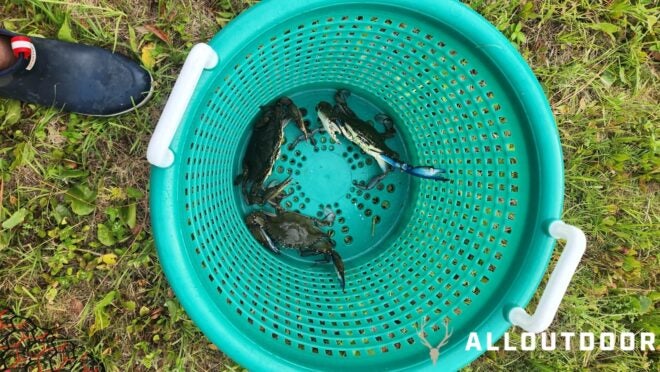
(316, 101, 342, 144)
(278, 96, 309, 140)
(262, 177, 293, 206)
(246, 212, 280, 254)
(374, 113, 396, 136)
(330, 251, 346, 292)
(380, 154, 449, 181)
(334, 89, 358, 118)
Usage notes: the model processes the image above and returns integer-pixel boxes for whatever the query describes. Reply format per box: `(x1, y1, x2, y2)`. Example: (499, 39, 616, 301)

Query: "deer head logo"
(416, 316, 453, 365)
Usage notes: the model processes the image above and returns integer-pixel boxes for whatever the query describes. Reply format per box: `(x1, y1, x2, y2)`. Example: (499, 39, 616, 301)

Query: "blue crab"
(235, 97, 308, 205)
(316, 89, 449, 189)
(246, 209, 346, 291)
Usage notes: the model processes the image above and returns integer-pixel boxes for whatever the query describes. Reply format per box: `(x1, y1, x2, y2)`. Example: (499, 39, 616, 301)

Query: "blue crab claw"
(406, 166, 450, 181)
(316, 101, 342, 144)
(259, 227, 280, 254)
(320, 207, 336, 226)
(380, 154, 449, 181)
(281, 97, 309, 140)
(374, 113, 396, 137)
(330, 251, 346, 292)
(246, 213, 280, 254)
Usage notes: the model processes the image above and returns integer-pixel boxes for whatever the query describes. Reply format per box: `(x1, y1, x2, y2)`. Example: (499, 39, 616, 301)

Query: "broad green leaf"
(120, 204, 137, 229)
(3, 100, 21, 126)
(57, 14, 77, 43)
(621, 256, 641, 272)
(52, 204, 71, 224)
(97, 224, 116, 246)
(89, 290, 116, 336)
(587, 22, 620, 38)
(96, 292, 116, 316)
(638, 296, 652, 314)
(122, 300, 137, 311)
(2, 208, 28, 229)
(65, 184, 97, 216)
(647, 15, 657, 30)
(10, 142, 36, 170)
(126, 187, 144, 199)
(45, 286, 58, 304)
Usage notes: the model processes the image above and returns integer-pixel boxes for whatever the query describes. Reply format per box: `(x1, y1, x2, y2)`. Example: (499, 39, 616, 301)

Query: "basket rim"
(150, 0, 564, 370)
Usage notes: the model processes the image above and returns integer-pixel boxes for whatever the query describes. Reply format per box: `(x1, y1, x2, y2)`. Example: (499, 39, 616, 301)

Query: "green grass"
(0, 0, 657, 371)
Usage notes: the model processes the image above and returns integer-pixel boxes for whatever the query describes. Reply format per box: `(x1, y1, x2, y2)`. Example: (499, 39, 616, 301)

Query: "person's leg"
(0, 36, 15, 70)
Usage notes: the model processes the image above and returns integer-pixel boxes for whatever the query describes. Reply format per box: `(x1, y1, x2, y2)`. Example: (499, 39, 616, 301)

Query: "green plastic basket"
(147, 0, 586, 370)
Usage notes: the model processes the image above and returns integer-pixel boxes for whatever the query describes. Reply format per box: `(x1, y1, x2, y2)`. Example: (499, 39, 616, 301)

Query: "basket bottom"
(236, 87, 414, 265)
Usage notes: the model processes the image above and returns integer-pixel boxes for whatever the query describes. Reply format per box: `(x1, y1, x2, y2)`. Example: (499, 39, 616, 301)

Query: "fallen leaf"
(100, 253, 118, 266)
(141, 43, 157, 70)
(144, 24, 171, 45)
(70, 298, 84, 316)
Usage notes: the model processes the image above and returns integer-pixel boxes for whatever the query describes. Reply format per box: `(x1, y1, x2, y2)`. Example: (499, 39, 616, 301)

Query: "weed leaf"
(57, 14, 77, 43)
(90, 290, 117, 336)
(587, 22, 620, 39)
(2, 208, 28, 229)
(119, 204, 137, 229)
(97, 224, 116, 246)
(65, 184, 97, 216)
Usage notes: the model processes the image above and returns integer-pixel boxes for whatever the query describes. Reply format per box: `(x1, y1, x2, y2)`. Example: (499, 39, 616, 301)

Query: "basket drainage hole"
(344, 236, 354, 245)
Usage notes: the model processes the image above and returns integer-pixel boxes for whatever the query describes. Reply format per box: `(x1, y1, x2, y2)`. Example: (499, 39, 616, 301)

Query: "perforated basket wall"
(149, 0, 564, 370)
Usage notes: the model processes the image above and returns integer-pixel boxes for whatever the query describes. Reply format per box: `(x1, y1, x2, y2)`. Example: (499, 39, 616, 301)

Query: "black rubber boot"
(0, 29, 152, 116)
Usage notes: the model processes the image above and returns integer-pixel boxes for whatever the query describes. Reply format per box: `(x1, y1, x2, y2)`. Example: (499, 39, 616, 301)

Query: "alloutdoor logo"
(417, 326, 656, 366)
(416, 317, 453, 365)
(465, 332, 657, 352)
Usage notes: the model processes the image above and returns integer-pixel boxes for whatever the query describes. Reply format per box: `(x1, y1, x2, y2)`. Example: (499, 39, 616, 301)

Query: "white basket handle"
(147, 43, 218, 168)
(508, 220, 586, 333)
